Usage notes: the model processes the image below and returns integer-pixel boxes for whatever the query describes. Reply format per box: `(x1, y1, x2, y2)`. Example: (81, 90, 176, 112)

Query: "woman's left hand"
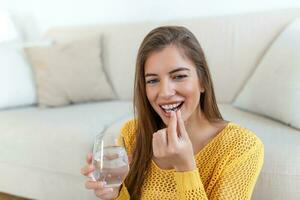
(152, 110, 196, 172)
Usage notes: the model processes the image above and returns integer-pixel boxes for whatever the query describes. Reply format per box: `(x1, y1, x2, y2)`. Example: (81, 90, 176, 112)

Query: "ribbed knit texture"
(116, 120, 264, 200)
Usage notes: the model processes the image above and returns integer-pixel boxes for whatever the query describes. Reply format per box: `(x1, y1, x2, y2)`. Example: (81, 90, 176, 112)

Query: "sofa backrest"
(45, 8, 300, 103)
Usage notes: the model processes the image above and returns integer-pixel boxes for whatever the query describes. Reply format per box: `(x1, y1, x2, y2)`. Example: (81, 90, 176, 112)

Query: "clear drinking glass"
(91, 131, 129, 188)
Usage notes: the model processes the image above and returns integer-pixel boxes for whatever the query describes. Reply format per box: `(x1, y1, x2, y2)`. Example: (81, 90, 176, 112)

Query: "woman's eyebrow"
(145, 73, 157, 77)
(145, 67, 190, 77)
(169, 67, 190, 74)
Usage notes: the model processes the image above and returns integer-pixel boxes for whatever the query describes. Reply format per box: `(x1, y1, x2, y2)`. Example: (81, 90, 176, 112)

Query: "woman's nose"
(158, 80, 175, 98)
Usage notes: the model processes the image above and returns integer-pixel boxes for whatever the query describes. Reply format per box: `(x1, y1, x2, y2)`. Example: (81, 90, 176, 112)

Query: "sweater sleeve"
(175, 140, 264, 200)
(209, 141, 264, 199)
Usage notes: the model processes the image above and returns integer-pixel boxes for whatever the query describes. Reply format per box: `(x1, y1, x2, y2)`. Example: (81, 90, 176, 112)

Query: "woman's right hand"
(80, 153, 120, 200)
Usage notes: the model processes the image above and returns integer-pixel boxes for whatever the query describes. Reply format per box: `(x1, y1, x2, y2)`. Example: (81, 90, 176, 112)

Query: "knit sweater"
(116, 120, 264, 200)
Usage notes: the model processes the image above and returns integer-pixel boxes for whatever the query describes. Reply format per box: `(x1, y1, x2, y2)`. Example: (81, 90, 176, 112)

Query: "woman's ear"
(200, 86, 205, 93)
(198, 78, 205, 93)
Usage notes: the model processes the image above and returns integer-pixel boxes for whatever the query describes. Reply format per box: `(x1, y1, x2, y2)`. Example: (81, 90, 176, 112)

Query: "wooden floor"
(0, 193, 29, 200)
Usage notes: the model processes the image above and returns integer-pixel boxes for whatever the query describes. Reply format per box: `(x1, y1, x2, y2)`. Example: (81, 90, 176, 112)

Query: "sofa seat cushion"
(219, 104, 300, 199)
(0, 101, 132, 176)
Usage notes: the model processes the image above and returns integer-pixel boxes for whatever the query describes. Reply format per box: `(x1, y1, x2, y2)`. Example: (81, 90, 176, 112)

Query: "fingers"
(86, 152, 93, 164)
(158, 129, 168, 146)
(81, 164, 95, 176)
(176, 110, 188, 139)
(94, 187, 114, 198)
(85, 180, 114, 197)
(83, 153, 118, 199)
(85, 180, 106, 190)
(167, 111, 178, 145)
(81, 153, 95, 177)
(152, 129, 167, 157)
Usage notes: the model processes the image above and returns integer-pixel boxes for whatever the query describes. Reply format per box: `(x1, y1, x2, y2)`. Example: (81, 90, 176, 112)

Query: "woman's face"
(144, 45, 204, 125)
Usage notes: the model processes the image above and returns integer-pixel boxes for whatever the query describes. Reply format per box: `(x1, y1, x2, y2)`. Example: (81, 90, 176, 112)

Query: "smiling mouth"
(159, 101, 184, 113)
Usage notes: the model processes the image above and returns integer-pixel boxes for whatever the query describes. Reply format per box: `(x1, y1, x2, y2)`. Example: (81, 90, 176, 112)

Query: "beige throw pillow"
(25, 35, 115, 107)
(233, 18, 300, 130)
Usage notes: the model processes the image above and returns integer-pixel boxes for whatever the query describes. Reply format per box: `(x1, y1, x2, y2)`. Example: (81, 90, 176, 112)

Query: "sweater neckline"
(151, 122, 233, 172)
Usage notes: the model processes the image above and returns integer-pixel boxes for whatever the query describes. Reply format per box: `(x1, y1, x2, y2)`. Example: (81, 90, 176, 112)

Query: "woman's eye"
(146, 79, 159, 84)
(173, 74, 188, 80)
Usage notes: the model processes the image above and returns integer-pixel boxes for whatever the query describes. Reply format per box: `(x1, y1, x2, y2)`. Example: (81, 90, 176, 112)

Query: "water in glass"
(91, 132, 129, 188)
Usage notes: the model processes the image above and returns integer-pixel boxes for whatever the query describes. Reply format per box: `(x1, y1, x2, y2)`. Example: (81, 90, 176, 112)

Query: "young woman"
(81, 26, 264, 200)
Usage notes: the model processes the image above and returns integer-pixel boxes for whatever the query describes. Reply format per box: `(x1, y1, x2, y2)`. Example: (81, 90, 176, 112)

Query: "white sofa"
(1, 8, 300, 200)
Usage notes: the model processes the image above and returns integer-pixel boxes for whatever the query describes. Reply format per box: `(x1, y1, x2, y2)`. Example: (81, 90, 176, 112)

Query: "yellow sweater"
(116, 120, 264, 200)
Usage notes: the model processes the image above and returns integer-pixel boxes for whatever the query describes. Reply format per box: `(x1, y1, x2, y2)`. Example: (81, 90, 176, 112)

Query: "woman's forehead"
(144, 46, 196, 75)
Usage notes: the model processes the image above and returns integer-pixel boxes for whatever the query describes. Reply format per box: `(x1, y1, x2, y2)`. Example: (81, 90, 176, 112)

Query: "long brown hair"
(124, 26, 223, 199)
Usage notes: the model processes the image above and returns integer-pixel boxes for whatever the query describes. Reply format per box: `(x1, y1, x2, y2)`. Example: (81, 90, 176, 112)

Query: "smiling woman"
(81, 26, 264, 200)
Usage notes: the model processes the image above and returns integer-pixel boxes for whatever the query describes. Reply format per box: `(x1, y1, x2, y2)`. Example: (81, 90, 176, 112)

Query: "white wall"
(1, 0, 300, 40)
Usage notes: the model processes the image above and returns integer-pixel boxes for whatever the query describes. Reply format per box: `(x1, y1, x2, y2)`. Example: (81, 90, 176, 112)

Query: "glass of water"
(91, 131, 129, 188)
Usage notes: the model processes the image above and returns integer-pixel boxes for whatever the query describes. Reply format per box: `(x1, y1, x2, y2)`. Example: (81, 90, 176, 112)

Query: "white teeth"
(161, 103, 180, 110)
(160, 102, 183, 113)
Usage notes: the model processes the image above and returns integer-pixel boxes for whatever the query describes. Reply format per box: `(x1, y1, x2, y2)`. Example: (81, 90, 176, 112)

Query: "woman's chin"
(159, 112, 173, 126)
(163, 118, 170, 126)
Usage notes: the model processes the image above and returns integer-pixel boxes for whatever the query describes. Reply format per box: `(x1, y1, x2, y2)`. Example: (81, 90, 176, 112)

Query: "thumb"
(176, 110, 189, 139)
(86, 152, 93, 164)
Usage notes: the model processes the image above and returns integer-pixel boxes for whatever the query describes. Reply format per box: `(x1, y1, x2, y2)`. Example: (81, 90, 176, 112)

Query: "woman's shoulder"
(120, 119, 137, 155)
(120, 119, 137, 136)
(222, 122, 264, 154)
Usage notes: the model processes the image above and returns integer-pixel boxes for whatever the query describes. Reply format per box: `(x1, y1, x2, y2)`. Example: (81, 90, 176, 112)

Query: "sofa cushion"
(233, 18, 300, 130)
(0, 11, 20, 43)
(0, 12, 36, 109)
(0, 43, 36, 109)
(44, 23, 160, 100)
(25, 34, 116, 107)
(0, 101, 132, 176)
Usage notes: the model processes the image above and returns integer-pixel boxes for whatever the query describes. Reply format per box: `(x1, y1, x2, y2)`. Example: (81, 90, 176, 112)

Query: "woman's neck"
(185, 109, 210, 137)
(184, 109, 224, 151)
